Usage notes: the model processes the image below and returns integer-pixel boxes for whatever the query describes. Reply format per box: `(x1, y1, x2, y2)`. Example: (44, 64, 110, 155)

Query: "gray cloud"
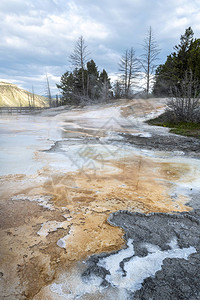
(0, 0, 200, 94)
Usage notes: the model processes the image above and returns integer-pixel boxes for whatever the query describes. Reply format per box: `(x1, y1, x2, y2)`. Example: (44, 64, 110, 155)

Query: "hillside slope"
(0, 82, 48, 107)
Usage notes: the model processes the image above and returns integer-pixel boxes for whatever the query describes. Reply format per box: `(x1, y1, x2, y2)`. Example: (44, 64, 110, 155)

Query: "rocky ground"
(82, 210, 200, 300)
(120, 132, 200, 156)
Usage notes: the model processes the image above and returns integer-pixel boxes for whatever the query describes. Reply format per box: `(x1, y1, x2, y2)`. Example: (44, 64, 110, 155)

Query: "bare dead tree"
(140, 27, 160, 98)
(127, 48, 140, 95)
(27, 92, 31, 107)
(168, 70, 200, 122)
(46, 73, 52, 107)
(70, 36, 89, 96)
(119, 47, 139, 98)
(32, 86, 35, 107)
(119, 50, 128, 97)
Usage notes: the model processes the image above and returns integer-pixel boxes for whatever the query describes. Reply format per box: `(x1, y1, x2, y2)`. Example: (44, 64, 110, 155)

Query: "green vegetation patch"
(147, 113, 200, 139)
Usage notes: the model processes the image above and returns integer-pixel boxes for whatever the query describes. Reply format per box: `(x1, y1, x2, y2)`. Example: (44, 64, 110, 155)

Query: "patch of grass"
(147, 113, 200, 139)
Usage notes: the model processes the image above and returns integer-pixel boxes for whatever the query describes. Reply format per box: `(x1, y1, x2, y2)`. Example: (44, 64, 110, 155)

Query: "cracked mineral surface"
(80, 210, 200, 300)
(0, 98, 200, 299)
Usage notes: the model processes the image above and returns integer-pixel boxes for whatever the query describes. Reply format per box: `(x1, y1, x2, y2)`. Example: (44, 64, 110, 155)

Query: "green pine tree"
(153, 27, 200, 96)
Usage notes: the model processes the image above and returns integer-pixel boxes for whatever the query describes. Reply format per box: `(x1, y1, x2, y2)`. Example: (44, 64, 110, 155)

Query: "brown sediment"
(62, 127, 107, 138)
(0, 148, 192, 299)
(41, 154, 191, 214)
(0, 199, 68, 299)
(120, 98, 165, 118)
(31, 153, 193, 297)
(0, 153, 192, 298)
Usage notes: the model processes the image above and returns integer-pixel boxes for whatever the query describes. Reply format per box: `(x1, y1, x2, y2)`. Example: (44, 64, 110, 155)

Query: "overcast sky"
(0, 0, 200, 95)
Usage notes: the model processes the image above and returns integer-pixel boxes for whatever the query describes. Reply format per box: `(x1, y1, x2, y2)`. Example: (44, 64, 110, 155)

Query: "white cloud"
(0, 1, 110, 61)
(0, 0, 200, 94)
